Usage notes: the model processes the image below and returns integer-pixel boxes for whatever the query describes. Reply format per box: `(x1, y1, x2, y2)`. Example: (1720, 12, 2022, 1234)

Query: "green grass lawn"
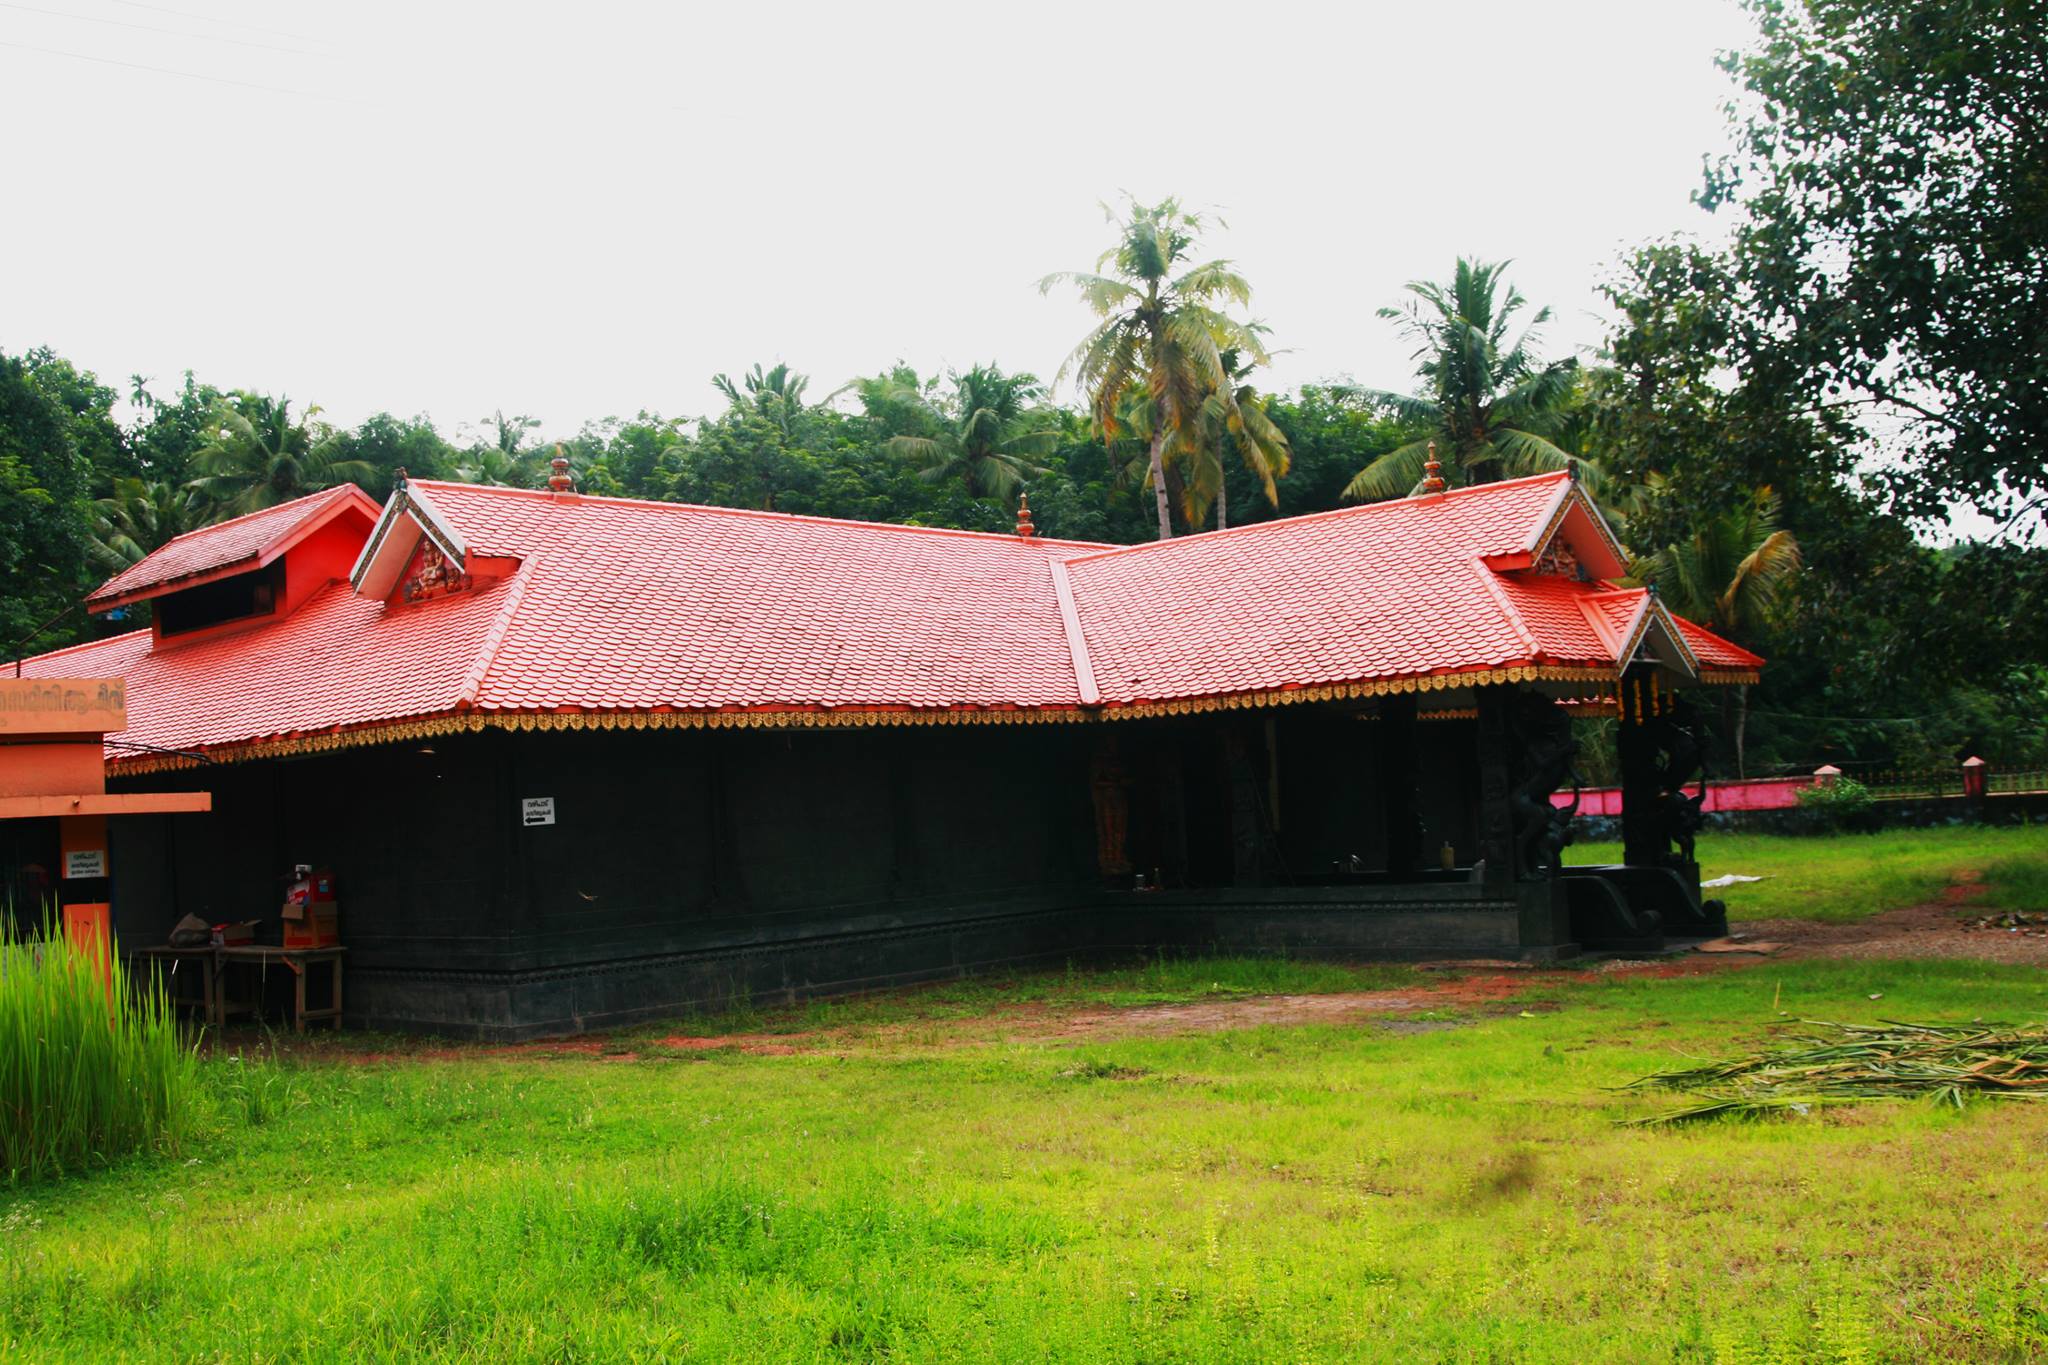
(1570, 823, 2048, 922)
(602, 953, 1427, 1043)
(6, 954, 2048, 1363)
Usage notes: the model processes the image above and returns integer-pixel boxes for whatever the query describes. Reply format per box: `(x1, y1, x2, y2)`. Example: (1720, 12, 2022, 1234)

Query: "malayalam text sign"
(0, 678, 126, 736)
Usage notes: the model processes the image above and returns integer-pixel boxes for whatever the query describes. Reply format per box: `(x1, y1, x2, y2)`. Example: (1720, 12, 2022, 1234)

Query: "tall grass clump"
(0, 914, 198, 1182)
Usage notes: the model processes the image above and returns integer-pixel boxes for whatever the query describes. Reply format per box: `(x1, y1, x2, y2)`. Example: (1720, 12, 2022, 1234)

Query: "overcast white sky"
(1, 0, 1752, 441)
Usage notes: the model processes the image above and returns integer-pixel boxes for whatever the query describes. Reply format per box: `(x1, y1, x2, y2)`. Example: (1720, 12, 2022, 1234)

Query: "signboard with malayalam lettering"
(0, 678, 126, 736)
(64, 849, 107, 879)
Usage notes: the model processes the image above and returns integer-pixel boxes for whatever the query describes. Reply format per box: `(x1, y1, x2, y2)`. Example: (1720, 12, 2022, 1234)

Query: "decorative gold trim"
(105, 664, 1634, 774)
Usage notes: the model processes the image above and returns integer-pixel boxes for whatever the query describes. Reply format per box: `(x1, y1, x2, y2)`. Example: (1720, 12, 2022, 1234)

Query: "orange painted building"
(0, 675, 209, 946)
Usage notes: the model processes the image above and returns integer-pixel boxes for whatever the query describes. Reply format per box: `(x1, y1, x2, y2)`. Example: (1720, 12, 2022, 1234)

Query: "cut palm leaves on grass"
(1621, 1021, 2048, 1125)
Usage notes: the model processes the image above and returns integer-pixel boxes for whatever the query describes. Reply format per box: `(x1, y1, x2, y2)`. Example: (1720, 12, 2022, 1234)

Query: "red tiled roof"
(86, 484, 379, 608)
(415, 482, 1104, 714)
(22, 472, 1764, 766)
(24, 574, 521, 758)
(1063, 476, 1589, 704)
(1491, 575, 1626, 668)
(1672, 613, 1766, 671)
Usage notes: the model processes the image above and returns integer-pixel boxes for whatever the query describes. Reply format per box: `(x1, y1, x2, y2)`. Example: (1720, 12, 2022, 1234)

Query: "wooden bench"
(133, 945, 346, 1031)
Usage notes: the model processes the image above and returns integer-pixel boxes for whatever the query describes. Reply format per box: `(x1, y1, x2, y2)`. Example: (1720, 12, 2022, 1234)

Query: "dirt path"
(475, 963, 1717, 1059)
(1737, 873, 2048, 965)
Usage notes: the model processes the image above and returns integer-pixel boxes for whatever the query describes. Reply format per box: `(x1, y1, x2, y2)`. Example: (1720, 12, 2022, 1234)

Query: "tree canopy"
(1340, 258, 1581, 501)
(1041, 198, 1274, 539)
(1701, 0, 2048, 532)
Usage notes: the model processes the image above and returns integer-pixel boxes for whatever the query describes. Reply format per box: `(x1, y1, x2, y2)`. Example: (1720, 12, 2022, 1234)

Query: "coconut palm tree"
(834, 365, 941, 442)
(451, 446, 527, 487)
(1179, 349, 1291, 530)
(885, 365, 1057, 502)
(1631, 484, 1802, 775)
(89, 478, 205, 571)
(1341, 258, 1581, 501)
(713, 363, 810, 441)
(1041, 198, 1270, 539)
(185, 396, 376, 515)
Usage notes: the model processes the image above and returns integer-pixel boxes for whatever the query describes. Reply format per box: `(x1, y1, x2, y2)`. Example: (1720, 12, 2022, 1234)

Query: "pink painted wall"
(1554, 776, 1816, 817)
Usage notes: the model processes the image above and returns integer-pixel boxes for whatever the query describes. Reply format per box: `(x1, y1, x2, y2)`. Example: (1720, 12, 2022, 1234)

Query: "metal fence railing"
(1859, 769, 1964, 800)
(1853, 765, 2048, 801)
(1988, 768, 2048, 796)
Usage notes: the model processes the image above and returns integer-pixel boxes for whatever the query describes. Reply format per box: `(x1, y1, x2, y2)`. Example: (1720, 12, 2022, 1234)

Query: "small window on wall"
(156, 562, 284, 636)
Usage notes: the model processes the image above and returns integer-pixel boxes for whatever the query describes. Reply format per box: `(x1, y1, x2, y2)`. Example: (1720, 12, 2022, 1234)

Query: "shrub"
(1794, 776, 1874, 830)
(0, 914, 198, 1182)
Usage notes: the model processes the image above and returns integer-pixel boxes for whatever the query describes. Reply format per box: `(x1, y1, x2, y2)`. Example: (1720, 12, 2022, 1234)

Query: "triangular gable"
(1523, 480, 1630, 581)
(350, 483, 470, 601)
(1605, 591, 1705, 682)
(1639, 596, 1703, 677)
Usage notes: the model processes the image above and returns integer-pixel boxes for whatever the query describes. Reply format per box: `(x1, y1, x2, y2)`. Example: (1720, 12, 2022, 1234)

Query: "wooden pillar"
(887, 739, 923, 897)
(706, 731, 747, 910)
(1225, 723, 1267, 886)
(1473, 687, 1516, 888)
(1616, 666, 1665, 868)
(488, 730, 528, 940)
(1380, 694, 1421, 876)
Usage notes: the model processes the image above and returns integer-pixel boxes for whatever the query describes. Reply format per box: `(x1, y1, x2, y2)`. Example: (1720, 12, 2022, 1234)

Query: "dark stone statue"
(1651, 696, 1708, 868)
(1508, 692, 1579, 880)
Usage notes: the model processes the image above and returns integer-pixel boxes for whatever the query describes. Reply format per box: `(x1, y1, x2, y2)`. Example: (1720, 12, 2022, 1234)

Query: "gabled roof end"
(351, 484, 471, 600)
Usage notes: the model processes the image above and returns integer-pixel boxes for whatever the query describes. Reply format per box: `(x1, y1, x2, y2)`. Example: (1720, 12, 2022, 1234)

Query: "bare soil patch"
(1740, 875, 2048, 966)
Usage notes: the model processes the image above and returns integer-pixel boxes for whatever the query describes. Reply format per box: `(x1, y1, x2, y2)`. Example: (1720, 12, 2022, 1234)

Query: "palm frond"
(1485, 426, 1583, 475)
(1333, 385, 1441, 426)
(1342, 438, 1437, 502)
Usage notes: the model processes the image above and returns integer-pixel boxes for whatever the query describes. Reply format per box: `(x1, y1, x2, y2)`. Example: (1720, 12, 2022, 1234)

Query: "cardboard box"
(282, 903, 339, 949)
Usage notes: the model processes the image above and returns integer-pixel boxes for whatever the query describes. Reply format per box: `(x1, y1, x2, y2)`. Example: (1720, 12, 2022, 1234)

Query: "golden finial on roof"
(548, 445, 574, 493)
(1418, 441, 1446, 496)
(1016, 491, 1036, 538)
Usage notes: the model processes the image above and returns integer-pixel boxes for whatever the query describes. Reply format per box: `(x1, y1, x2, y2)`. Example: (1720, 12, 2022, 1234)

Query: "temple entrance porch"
(1088, 674, 1727, 962)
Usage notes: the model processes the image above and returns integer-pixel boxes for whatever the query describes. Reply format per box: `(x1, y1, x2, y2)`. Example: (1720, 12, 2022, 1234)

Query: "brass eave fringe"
(106, 663, 1747, 775)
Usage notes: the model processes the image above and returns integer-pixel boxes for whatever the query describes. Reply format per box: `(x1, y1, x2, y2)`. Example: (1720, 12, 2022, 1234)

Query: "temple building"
(10, 463, 1761, 1037)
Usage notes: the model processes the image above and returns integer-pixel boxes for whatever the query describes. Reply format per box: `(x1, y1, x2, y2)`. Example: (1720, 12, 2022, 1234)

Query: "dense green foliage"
(0, 918, 196, 1183)
(1585, 0, 2048, 775)
(1701, 0, 2048, 529)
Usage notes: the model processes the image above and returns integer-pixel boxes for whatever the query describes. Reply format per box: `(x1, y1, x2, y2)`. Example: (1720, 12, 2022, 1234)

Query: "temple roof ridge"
(404, 479, 1116, 554)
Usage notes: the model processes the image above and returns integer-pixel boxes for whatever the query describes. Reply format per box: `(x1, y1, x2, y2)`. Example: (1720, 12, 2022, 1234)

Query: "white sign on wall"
(521, 796, 556, 827)
(64, 849, 107, 879)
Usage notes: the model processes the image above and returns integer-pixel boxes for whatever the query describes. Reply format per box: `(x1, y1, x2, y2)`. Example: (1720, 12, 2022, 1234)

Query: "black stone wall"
(107, 710, 1561, 1038)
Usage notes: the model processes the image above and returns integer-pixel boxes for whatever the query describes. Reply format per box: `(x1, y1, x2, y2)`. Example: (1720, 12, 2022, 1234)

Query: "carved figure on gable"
(400, 541, 469, 603)
(1533, 539, 1583, 579)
